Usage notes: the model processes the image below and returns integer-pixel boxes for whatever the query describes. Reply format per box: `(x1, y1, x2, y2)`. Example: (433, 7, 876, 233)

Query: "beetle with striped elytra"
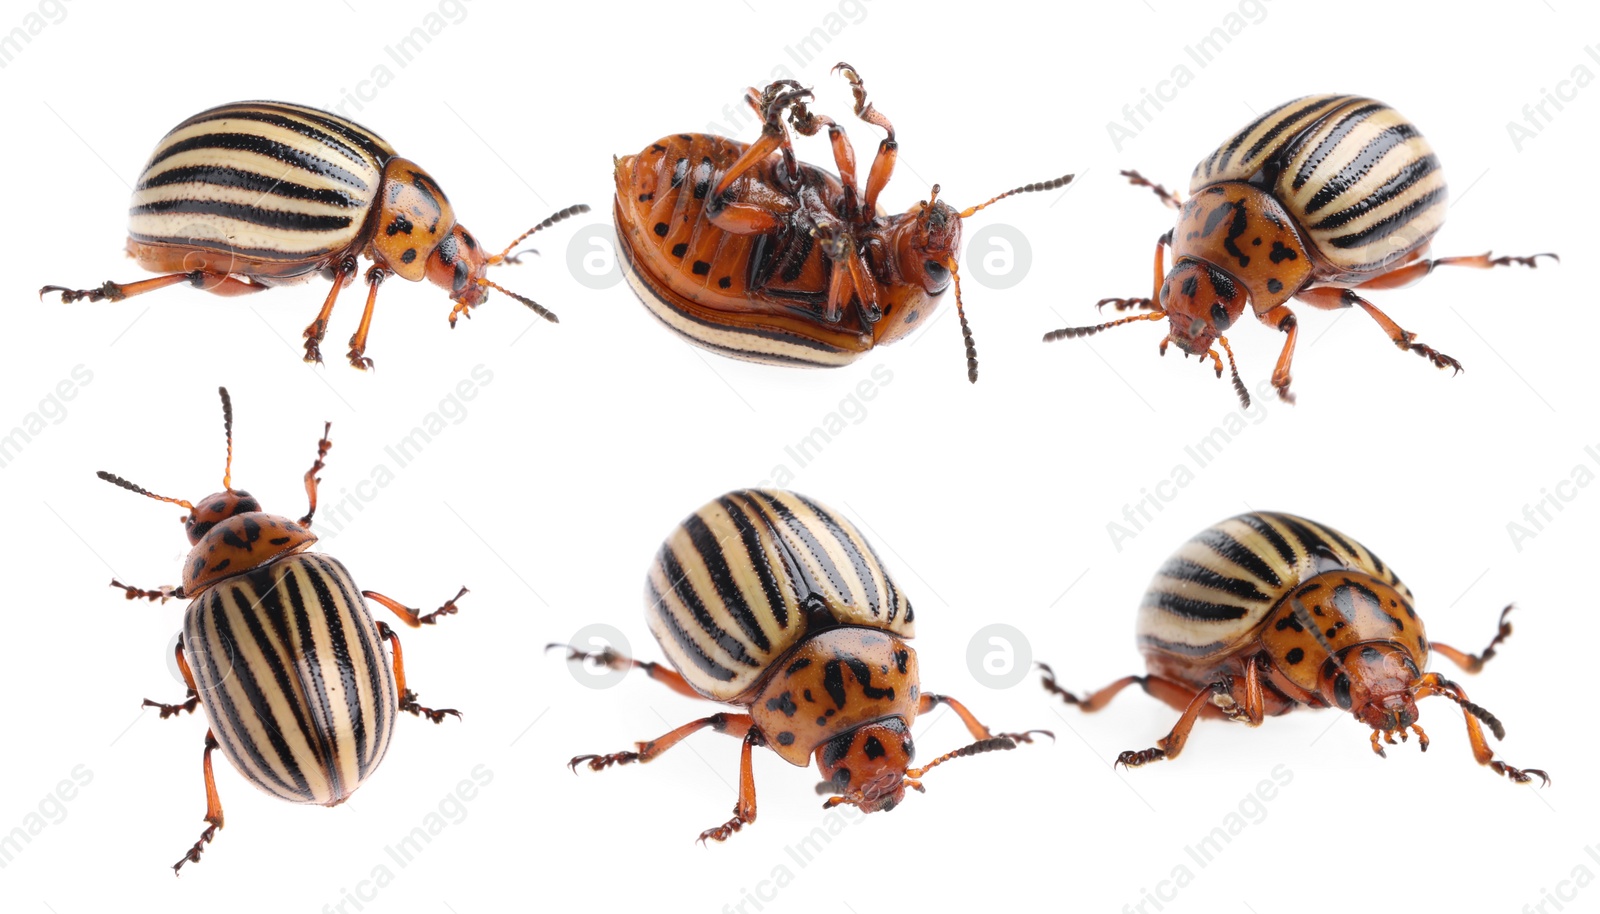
(99, 387, 467, 873)
(1044, 95, 1556, 404)
(41, 101, 587, 369)
(614, 64, 1071, 382)
(550, 489, 1050, 842)
(1038, 512, 1548, 785)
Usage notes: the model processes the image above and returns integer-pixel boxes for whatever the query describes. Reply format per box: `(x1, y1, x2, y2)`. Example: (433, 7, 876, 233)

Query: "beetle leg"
(1256, 303, 1300, 404)
(345, 266, 388, 371)
(303, 258, 356, 365)
(917, 692, 1052, 746)
(1350, 251, 1557, 292)
(1116, 680, 1228, 768)
(1119, 169, 1183, 210)
(698, 728, 763, 845)
(1412, 673, 1548, 786)
(787, 106, 862, 221)
(364, 587, 468, 628)
(833, 64, 897, 217)
(814, 223, 879, 324)
(1429, 604, 1516, 674)
(1298, 286, 1462, 375)
(710, 87, 810, 203)
(172, 730, 225, 875)
(109, 578, 184, 603)
(545, 642, 704, 700)
(144, 639, 202, 719)
(375, 620, 461, 724)
(40, 270, 268, 305)
(1038, 664, 1152, 712)
(568, 712, 754, 772)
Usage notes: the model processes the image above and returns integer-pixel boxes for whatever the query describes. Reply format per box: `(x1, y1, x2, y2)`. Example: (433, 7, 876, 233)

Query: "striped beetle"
(41, 101, 587, 369)
(1044, 95, 1556, 404)
(614, 64, 1070, 382)
(1039, 512, 1547, 785)
(551, 489, 1048, 842)
(100, 387, 466, 872)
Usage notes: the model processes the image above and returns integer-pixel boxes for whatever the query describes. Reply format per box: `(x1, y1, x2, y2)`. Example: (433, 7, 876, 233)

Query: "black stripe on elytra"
(179, 109, 370, 167)
(658, 547, 762, 667)
(1158, 556, 1273, 602)
(1327, 187, 1443, 250)
(1138, 633, 1233, 657)
(1197, 525, 1284, 587)
(125, 230, 330, 263)
(1274, 515, 1344, 570)
(1147, 590, 1250, 621)
(1291, 102, 1385, 190)
(212, 582, 317, 800)
(1303, 519, 1361, 564)
(683, 511, 773, 653)
(1310, 155, 1438, 231)
(190, 592, 308, 801)
(237, 102, 393, 163)
(1302, 123, 1420, 215)
(299, 557, 365, 786)
(1210, 97, 1307, 177)
(249, 566, 338, 792)
(752, 491, 852, 610)
(1241, 95, 1347, 167)
(149, 132, 371, 190)
(720, 494, 790, 629)
(138, 164, 364, 208)
(794, 492, 883, 618)
(647, 579, 740, 682)
(131, 198, 353, 233)
(315, 554, 389, 777)
(1235, 513, 1297, 567)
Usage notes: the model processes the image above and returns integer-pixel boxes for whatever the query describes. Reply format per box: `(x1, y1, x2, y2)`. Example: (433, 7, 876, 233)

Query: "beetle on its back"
(42, 101, 588, 369)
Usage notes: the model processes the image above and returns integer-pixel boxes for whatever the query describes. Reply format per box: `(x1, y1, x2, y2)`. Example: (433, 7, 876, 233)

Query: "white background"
(1, 0, 1596, 911)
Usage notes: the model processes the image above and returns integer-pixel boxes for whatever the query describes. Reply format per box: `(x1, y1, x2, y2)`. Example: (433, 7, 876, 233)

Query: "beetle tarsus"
(696, 810, 749, 845)
(172, 822, 219, 876)
(111, 578, 182, 603)
(568, 749, 642, 772)
(40, 280, 124, 303)
(1491, 761, 1550, 786)
(399, 688, 460, 724)
(144, 693, 201, 720)
(1114, 746, 1167, 768)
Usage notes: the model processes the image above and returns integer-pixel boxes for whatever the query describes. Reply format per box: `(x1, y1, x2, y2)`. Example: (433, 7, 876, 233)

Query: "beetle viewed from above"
(99, 387, 467, 872)
(551, 489, 1049, 842)
(614, 64, 1071, 382)
(41, 101, 587, 370)
(1043, 95, 1556, 405)
(1039, 511, 1547, 786)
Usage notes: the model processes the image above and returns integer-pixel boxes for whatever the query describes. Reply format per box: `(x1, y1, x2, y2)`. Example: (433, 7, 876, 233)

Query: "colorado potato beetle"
(100, 387, 467, 872)
(614, 64, 1070, 382)
(551, 489, 1048, 842)
(41, 101, 587, 369)
(1039, 512, 1546, 785)
(1044, 95, 1555, 404)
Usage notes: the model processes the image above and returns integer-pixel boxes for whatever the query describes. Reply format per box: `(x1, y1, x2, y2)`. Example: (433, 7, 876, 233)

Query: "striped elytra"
(1044, 93, 1554, 406)
(44, 101, 587, 369)
(99, 388, 464, 872)
(646, 488, 913, 703)
(557, 487, 1047, 841)
(614, 66, 1069, 381)
(1040, 512, 1547, 785)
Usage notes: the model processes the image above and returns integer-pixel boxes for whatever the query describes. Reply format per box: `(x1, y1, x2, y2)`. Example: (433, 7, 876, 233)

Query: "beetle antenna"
(1043, 309, 1166, 342)
(946, 256, 979, 384)
(479, 278, 558, 324)
(1219, 336, 1251, 408)
(958, 174, 1074, 218)
(218, 386, 234, 491)
(1423, 675, 1508, 741)
(906, 732, 1048, 779)
(492, 204, 593, 264)
(96, 471, 194, 511)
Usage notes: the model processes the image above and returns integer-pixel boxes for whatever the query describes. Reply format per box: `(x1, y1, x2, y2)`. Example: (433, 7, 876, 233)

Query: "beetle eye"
(923, 259, 948, 280)
(1160, 282, 1170, 306)
(1210, 303, 1232, 329)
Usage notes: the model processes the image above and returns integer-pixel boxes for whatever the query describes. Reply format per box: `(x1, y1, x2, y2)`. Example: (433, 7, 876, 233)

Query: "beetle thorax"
(182, 511, 317, 595)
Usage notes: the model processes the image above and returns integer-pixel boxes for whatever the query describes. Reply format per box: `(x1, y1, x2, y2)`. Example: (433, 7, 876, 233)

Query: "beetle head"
(433, 204, 591, 328)
(1318, 643, 1423, 734)
(899, 192, 963, 296)
(814, 719, 916, 814)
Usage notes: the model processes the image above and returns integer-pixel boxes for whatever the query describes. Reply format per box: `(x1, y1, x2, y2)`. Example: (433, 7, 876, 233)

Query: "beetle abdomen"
(614, 134, 871, 367)
(645, 489, 914, 702)
(1191, 95, 1446, 277)
(130, 102, 396, 272)
(1136, 512, 1409, 662)
(183, 552, 397, 806)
